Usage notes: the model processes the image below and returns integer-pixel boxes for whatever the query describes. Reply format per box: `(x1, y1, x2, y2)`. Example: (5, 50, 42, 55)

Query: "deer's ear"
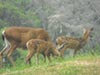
(90, 27, 94, 31)
(83, 28, 86, 34)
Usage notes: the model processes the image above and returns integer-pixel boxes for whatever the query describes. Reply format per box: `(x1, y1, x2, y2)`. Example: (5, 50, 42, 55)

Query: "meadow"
(0, 49, 100, 75)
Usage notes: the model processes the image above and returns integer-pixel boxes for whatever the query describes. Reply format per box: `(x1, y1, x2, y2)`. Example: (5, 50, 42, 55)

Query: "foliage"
(0, 0, 41, 28)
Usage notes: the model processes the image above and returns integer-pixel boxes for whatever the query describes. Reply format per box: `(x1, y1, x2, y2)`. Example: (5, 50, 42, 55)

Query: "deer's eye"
(56, 42, 58, 45)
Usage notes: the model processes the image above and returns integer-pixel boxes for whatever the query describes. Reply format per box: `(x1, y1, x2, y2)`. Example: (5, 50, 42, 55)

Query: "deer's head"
(83, 27, 94, 41)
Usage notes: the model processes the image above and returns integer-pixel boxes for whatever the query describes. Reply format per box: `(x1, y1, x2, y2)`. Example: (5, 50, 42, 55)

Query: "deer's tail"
(2, 30, 5, 41)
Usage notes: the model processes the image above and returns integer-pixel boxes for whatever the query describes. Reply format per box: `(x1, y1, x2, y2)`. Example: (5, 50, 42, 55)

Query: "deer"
(0, 26, 51, 66)
(26, 39, 60, 65)
(56, 27, 94, 57)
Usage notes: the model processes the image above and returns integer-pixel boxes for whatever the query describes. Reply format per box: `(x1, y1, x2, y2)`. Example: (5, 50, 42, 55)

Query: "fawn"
(56, 28, 93, 57)
(26, 39, 60, 64)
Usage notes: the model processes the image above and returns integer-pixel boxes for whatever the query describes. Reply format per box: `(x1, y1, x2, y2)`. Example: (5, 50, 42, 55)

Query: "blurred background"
(0, 0, 100, 59)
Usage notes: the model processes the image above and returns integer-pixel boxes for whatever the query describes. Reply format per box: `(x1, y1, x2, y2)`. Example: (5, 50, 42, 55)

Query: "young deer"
(56, 28, 93, 57)
(26, 39, 60, 64)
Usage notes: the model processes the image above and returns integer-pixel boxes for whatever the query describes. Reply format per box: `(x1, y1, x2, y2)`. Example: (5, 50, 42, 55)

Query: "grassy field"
(0, 53, 100, 75)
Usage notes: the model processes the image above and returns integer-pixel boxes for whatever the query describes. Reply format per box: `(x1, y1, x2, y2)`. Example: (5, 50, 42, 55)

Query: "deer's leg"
(47, 54, 51, 62)
(73, 48, 80, 57)
(7, 45, 17, 66)
(43, 54, 46, 63)
(0, 47, 9, 56)
(35, 46, 41, 65)
(0, 34, 11, 56)
(0, 42, 11, 67)
(60, 46, 67, 57)
(0, 41, 10, 56)
(43, 48, 49, 62)
(26, 49, 35, 65)
(36, 51, 40, 65)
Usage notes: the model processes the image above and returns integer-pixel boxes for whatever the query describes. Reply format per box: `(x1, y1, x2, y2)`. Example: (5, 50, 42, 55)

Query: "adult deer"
(0, 26, 51, 66)
(56, 28, 93, 57)
(26, 39, 60, 64)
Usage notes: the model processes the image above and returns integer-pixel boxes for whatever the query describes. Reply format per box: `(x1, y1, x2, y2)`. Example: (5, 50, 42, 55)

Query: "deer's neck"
(82, 31, 89, 42)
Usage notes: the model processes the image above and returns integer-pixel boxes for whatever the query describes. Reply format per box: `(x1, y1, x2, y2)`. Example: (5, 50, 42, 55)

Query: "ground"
(0, 54, 100, 75)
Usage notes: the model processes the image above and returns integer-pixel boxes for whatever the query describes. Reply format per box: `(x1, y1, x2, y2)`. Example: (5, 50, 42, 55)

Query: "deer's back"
(4, 27, 51, 49)
(27, 39, 53, 52)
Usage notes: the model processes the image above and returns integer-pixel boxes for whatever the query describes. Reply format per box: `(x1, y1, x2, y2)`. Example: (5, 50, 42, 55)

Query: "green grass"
(0, 53, 100, 75)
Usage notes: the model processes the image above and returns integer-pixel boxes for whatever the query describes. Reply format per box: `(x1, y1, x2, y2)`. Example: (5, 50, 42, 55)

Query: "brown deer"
(26, 39, 60, 64)
(0, 26, 51, 66)
(56, 28, 93, 57)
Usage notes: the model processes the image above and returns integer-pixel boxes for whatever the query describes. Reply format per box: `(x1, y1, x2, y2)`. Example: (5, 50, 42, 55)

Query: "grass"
(0, 50, 100, 75)
(0, 53, 100, 75)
